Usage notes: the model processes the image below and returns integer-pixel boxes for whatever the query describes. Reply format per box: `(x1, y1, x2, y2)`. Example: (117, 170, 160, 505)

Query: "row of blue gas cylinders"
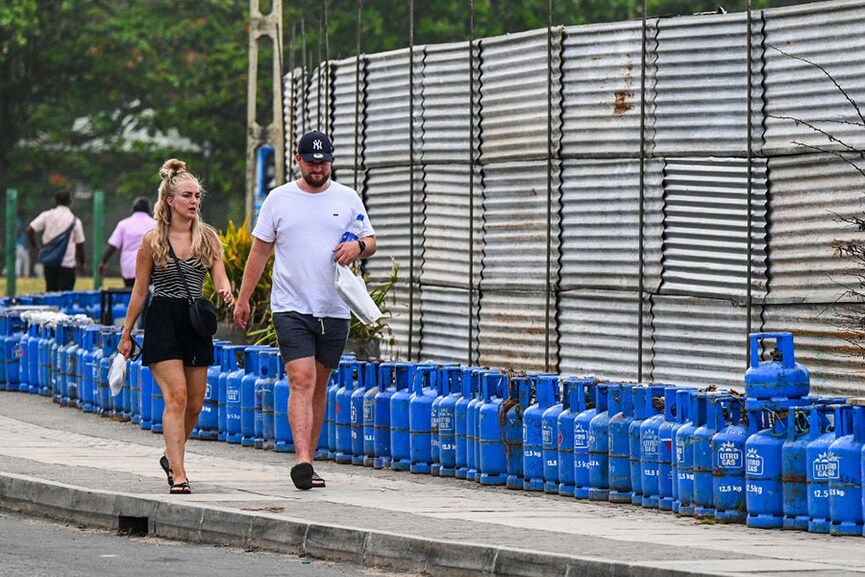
(4, 309, 865, 538)
(0, 291, 130, 322)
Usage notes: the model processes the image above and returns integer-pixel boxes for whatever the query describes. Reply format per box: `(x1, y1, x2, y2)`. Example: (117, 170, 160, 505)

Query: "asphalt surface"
(1, 390, 864, 577)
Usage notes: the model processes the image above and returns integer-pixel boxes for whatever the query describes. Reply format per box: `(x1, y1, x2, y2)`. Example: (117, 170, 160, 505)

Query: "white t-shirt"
(252, 179, 375, 318)
(29, 206, 86, 268)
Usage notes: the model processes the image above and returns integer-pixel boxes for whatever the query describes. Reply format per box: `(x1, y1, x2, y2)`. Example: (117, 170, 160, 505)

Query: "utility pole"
(246, 0, 285, 220)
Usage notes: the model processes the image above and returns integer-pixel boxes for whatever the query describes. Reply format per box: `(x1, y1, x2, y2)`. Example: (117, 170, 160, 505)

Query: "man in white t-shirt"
(233, 131, 376, 490)
(27, 190, 86, 291)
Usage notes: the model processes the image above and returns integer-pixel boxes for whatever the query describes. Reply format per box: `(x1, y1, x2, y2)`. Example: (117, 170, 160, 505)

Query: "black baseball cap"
(297, 130, 334, 162)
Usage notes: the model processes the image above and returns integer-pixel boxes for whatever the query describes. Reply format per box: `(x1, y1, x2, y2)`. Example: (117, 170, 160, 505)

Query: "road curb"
(0, 472, 733, 577)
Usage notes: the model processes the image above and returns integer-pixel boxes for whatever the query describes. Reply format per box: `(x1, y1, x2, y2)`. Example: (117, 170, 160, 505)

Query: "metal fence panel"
(765, 153, 863, 304)
(649, 295, 752, 390)
(421, 164, 483, 289)
(559, 158, 664, 292)
(558, 289, 647, 382)
(478, 28, 563, 164)
(363, 48, 423, 168)
(560, 20, 648, 159)
(419, 285, 478, 366)
(660, 157, 768, 301)
(331, 56, 366, 172)
(653, 11, 763, 157)
(478, 289, 557, 372)
(420, 41, 478, 166)
(761, 0, 865, 156)
(480, 161, 561, 291)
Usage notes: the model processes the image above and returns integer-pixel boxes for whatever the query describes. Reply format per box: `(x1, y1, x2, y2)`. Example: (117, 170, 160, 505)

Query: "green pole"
(93, 189, 104, 289)
(6, 189, 17, 297)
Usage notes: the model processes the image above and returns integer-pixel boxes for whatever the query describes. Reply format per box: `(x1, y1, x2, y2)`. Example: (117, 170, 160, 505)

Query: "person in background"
(99, 197, 156, 286)
(26, 190, 86, 291)
(117, 159, 234, 495)
(15, 219, 31, 277)
(233, 130, 376, 491)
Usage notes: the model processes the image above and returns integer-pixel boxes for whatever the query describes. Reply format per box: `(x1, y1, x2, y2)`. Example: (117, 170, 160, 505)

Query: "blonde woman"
(118, 159, 234, 495)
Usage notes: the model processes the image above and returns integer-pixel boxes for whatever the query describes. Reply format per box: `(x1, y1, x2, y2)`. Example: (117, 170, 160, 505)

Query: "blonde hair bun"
(159, 159, 188, 180)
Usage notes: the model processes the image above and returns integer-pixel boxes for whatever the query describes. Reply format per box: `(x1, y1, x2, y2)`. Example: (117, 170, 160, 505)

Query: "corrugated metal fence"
(282, 0, 865, 395)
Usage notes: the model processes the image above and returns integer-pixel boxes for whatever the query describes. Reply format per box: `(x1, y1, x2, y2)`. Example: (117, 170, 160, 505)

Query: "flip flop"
(159, 455, 173, 487)
(169, 481, 191, 495)
(311, 471, 326, 489)
(290, 462, 314, 490)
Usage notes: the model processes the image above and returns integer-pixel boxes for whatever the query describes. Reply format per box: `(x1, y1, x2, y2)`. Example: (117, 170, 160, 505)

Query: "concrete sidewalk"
(0, 391, 863, 577)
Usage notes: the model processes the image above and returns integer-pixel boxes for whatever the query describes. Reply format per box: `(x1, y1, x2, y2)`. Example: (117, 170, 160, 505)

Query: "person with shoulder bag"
(116, 159, 234, 495)
(26, 190, 86, 291)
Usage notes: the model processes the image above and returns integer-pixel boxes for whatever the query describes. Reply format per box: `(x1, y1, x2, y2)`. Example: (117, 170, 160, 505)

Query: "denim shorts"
(272, 311, 349, 369)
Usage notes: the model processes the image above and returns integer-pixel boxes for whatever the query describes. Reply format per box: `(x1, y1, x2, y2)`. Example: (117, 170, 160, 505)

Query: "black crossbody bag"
(168, 240, 218, 338)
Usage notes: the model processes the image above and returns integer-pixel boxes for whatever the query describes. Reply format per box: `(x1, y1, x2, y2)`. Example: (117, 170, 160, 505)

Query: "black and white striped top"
(151, 257, 207, 300)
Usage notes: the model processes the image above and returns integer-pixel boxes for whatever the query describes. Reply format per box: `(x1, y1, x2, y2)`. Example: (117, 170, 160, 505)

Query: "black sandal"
(311, 472, 326, 488)
(291, 462, 314, 490)
(170, 481, 191, 495)
(159, 456, 173, 487)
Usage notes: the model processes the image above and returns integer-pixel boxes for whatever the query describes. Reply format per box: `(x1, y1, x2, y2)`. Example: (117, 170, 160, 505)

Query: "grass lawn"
(3, 277, 127, 297)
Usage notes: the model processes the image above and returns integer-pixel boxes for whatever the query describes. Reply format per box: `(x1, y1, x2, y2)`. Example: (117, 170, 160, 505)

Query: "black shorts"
(273, 311, 349, 369)
(142, 297, 214, 367)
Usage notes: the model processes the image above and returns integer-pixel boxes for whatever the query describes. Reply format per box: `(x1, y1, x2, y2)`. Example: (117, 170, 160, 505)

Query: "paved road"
(1, 390, 864, 577)
(0, 508, 416, 577)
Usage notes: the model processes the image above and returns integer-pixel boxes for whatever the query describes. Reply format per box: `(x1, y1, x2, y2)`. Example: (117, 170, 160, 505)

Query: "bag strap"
(167, 239, 195, 305)
(47, 220, 76, 246)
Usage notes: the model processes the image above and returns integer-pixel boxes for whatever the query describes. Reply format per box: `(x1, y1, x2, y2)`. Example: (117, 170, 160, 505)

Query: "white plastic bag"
(334, 264, 383, 326)
(108, 353, 127, 397)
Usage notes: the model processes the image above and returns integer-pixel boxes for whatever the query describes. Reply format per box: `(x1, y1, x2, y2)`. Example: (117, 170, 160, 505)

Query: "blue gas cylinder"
(745, 399, 796, 529)
(805, 404, 844, 533)
(409, 365, 438, 474)
(64, 324, 81, 409)
(608, 383, 635, 504)
(198, 340, 227, 441)
(51, 322, 69, 405)
(523, 375, 555, 491)
(674, 390, 701, 516)
(335, 360, 360, 463)
(139, 363, 153, 430)
(540, 376, 564, 494)
(711, 396, 747, 523)
(504, 376, 531, 489)
(436, 367, 462, 477)
(352, 362, 376, 465)
(782, 403, 830, 531)
(260, 349, 278, 450)
(588, 382, 617, 501)
(628, 385, 658, 506)
(466, 370, 488, 482)
(150, 360, 165, 434)
(16, 317, 35, 393)
(574, 382, 603, 499)
(216, 344, 236, 442)
(127, 331, 144, 424)
(454, 368, 481, 479)
(37, 323, 54, 397)
(97, 327, 118, 416)
(639, 385, 669, 508)
(373, 363, 398, 469)
(240, 346, 266, 447)
(693, 394, 724, 518)
(25, 321, 41, 394)
(2, 312, 27, 392)
(478, 371, 507, 485)
(274, 356, 293, 453)
(389, 363, 414, 471)
(558, 377, 596, 496)
(363, 362, 385, 466)
(745, 332, 809, 400)
(224, 346, 245, 444)
(667, 389, 692, 512)
(78, 327, 100, 414)
(828, 404, 864, 536)
(325, 366, 340, 459)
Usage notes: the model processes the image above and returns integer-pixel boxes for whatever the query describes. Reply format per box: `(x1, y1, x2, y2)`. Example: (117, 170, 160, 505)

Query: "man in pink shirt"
(27, 190, 86, 292)
(98, 197, 156, 286)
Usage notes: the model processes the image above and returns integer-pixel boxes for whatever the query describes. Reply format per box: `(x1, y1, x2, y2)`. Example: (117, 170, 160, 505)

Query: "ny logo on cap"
(313, 139, 323, 151)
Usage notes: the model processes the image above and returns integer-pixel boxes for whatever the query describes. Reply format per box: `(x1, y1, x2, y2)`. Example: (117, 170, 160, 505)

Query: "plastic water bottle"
(341, 214, 365, 243)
